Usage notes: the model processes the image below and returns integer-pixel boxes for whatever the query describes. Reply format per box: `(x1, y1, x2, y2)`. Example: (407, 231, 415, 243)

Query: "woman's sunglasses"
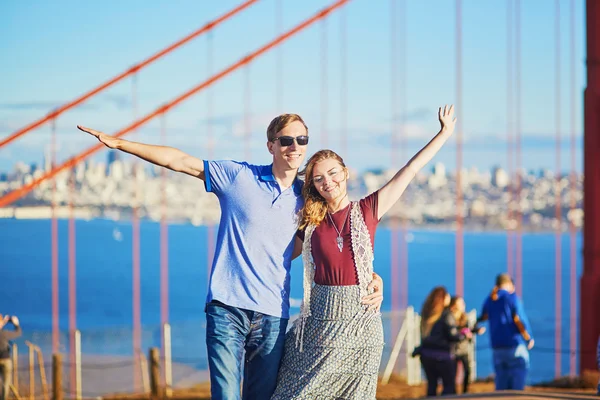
(272, 135, 309, 147)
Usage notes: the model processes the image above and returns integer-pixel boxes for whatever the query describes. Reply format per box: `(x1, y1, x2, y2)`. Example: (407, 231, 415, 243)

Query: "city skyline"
(0, 145, 585, 178)
(0, 154, 583, 233)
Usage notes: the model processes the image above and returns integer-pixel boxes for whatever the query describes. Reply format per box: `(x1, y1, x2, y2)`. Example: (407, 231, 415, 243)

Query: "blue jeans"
(492, 344, 529, 391)
(205, 300, 288, 400)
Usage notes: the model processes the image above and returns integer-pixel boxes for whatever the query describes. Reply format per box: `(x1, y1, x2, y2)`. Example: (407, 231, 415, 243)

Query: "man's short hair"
(495, 273, 513, 287)
(266, 114, 308, 142)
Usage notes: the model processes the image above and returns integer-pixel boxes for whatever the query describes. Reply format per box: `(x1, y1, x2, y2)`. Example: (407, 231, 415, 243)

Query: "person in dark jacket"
(449, 296, 485, 394)
(418, 286, 471, 397)
(596, 335, 599, 396)
(0, 314, 21, 400)
(477, 274, 534, 391)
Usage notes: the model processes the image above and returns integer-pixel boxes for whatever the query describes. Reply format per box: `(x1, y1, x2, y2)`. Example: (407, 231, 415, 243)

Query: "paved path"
(443, 391, 598, 399)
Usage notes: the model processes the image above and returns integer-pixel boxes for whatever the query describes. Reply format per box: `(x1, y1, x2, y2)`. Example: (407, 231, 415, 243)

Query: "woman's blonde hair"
(449, 296, 468, 327)
(298, 149, 347, 229)
(420, 286, 449, 338)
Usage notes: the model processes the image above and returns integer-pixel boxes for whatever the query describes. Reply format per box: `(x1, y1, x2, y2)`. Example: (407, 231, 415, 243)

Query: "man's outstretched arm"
(78, 126, 205, 180)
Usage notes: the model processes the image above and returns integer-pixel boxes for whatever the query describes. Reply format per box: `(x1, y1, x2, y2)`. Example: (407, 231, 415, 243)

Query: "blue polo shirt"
(204, 160, 303, 318)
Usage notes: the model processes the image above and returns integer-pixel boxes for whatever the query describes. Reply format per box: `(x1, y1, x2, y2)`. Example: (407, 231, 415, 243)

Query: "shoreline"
(0, 207, 583, 234)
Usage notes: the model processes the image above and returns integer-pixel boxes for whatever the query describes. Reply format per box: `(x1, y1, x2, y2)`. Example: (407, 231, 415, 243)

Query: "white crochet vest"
(295, 201, 378, 350)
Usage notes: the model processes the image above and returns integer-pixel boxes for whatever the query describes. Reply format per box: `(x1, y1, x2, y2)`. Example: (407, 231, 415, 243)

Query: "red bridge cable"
(69, 166, 77, 400)
(515, 0, 523, 297)
(159, 114, 169, 388)
(399, 0, 408, 310)
(51, 119, 59, 355)
(321, 18, 329, 148)
(568, 0, 577, 378)
(276, 0, 283, 112)
(390, 0, 400, 314)
(340, 6, 347, 157)
(245, 66, 252, 162)
(160, 114, 169, 330)
(507, 0, 515, 278)
(131, 74, 142, 390)
(554, 0, 562, 379)
(455, 0, 464, 297)
(207, 33, 215, 285)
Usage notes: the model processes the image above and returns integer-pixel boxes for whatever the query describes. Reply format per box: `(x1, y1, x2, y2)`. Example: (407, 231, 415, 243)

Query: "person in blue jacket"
(477, 273, 534, 391)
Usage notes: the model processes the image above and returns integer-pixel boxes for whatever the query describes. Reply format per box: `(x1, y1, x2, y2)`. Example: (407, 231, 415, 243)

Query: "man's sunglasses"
(272, 135, 309, 147)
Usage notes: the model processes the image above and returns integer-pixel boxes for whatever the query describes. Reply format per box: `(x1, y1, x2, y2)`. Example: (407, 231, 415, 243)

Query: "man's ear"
(267, 141, 274, 155)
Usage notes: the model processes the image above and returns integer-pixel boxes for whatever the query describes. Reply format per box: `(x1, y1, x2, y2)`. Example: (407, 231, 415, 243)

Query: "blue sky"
(0, 0, 587, 174)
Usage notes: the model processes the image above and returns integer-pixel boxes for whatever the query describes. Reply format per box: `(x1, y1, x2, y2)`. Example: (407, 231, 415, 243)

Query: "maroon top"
(299, 191, 380, 286)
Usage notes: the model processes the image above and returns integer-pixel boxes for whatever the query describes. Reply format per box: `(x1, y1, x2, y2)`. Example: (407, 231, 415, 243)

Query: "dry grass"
(102, 373, 599, 400)
(532, 369, 599, 390)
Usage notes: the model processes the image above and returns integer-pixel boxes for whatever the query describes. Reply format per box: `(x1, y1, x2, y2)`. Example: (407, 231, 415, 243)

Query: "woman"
(418, 287, 470, 397)
(449, 296, 485, 394)
(272, 105, 456, 399)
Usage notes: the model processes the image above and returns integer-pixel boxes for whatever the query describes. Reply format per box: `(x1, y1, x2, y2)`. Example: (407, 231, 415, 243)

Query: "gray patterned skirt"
(271, 284, 384, 399)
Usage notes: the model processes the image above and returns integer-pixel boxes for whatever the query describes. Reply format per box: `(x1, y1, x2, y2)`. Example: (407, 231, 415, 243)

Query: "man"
(0, 315, 21, 400)
(477, 273, 534, 391)
(79, 114, 383, 400)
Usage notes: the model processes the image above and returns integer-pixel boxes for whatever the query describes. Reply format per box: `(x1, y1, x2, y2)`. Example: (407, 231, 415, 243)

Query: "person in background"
(596, 334, 599, 396)
(449, 296, 485, 394)
(0, 315, 21, 400)
(418, 286, 470, 397)
(477, 273, 534, 391)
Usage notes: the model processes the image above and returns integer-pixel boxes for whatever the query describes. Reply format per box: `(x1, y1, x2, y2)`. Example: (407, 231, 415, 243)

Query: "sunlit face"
(444, 293, 451, 307)
(311, 158, 348, 204)
(454, 298, 466, 313)
(267, 120, 308, 171)
(508, 282, 516, 293)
